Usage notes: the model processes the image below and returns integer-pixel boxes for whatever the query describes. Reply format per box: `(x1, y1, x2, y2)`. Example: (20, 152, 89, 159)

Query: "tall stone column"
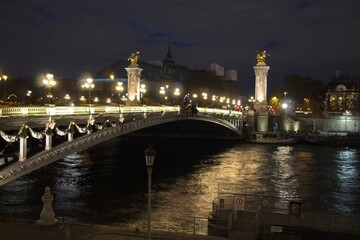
(253, 50, 270, 132)
(125, 67, 143, 102)
(125, 51, 142, 103)
(254, 65, 270, 105)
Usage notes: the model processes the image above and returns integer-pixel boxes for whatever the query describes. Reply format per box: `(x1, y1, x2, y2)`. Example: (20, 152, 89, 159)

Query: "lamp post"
(202, 92, 208, 107)
(64, 94, 70, 105)
(140, 84, 146, 104)
(159, 86, 165, 105)
(115, 82, 124, 104)
(248, 96, 255, 109)
(144, 145, 156, 240)
(82, 78, 95, 105)
(109, 73, 114, 101)
(0, 74, 8, 101)
(173, 88, 180, 105)
(42, 73, 56, 104)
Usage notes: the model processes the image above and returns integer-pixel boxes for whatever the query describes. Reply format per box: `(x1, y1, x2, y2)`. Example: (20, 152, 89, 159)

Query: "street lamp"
(42, 73, 56, 104)
(140, 84, 146, 103)
(248, 96, 255, 109)
(202, 92, 208, 107)
(0, 74, 8, 101)
(109, 73, 114, 100)
(173, 88, 180, 105)
(159, 86, 166, 104)
(115, 82, 124, 104)
(82, 78, 95, 105)
(64, 94, 70, 105)
(144, 145, 157, 240)
(26, 90, 32, 105)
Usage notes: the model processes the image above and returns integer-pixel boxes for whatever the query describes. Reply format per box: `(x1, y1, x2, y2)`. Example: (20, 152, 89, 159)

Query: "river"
(0, 136, 359, 234)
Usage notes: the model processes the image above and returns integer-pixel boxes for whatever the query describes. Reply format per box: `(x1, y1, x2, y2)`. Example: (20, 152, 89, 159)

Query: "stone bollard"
(36, 186, 58, 225)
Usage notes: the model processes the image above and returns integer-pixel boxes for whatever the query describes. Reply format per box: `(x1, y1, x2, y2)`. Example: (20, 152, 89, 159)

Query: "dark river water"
(0, 136, 360, 234)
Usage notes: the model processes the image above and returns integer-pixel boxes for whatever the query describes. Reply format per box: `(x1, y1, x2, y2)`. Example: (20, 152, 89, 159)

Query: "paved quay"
(0, 220, 227, 240)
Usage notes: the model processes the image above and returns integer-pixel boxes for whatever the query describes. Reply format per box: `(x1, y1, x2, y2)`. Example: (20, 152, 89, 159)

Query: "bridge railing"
(0, 105, 183, 117)
(0, 105, 242, 117)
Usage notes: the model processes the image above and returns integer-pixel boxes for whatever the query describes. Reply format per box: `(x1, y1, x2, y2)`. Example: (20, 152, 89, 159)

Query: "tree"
(270, 74, 327, 114)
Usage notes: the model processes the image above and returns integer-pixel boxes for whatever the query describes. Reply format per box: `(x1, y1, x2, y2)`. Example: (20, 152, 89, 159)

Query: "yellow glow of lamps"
(0, 75, 8, 81)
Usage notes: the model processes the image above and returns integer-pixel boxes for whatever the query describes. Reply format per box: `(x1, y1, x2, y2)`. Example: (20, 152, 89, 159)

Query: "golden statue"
(127, 51, 140, 67)
(256, 50, 270, 65)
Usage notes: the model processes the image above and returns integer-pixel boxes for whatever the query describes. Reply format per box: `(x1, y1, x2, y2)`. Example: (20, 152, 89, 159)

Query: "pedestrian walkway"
(0, 220, 227, 240)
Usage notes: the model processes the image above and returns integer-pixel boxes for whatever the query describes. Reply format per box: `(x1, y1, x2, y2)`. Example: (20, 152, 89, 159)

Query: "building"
(95, 45, 240, 105)
(95, 44, 187, 104)
(325, 70, 360, 115)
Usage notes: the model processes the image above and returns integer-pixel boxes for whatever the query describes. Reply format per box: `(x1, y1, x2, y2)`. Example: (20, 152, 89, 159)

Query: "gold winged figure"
(256, 50, 270, 65)
(128, 51, 140, 67)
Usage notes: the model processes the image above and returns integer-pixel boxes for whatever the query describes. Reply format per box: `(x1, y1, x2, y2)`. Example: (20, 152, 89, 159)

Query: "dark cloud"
(0, 0, 359, 95)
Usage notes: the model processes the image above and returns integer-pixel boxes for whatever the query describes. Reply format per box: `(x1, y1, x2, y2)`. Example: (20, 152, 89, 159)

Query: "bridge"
(0, 105, 244, 186)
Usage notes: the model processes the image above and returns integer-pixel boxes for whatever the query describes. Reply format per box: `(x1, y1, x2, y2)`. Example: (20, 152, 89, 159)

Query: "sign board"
(234, 195, 245, 210)
(289, 201, 301, 215)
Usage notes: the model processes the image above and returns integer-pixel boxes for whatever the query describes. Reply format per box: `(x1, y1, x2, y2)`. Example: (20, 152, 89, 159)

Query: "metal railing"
(0, 105, 243, 118)
(211, 192, 360, 236)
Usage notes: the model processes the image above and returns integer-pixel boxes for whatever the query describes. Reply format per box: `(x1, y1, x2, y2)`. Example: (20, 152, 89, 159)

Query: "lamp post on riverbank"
(144, 145, 156, 240)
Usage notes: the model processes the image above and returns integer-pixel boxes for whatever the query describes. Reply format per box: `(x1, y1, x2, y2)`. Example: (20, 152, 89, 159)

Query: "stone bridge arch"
(0, 113, 243, 186)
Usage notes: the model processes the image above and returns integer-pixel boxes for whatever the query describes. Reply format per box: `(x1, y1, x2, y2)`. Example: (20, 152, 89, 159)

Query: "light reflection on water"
(1, 139, 360, 233)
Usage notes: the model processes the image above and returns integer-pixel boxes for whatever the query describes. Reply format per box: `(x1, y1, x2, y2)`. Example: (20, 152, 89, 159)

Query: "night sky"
(0, 0, 359, 95)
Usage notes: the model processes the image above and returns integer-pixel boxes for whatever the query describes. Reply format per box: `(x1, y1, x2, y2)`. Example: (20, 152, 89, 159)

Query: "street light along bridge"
(0, 105, 244, 186)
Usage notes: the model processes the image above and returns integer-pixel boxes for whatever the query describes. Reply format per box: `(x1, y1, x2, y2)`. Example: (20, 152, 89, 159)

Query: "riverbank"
(0, 219, 226, 240)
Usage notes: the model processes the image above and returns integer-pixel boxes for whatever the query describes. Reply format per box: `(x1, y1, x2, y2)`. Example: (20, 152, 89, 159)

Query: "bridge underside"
(0, 113, 244, 186)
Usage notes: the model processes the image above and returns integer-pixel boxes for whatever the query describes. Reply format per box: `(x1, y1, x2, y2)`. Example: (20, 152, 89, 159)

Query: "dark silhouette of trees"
(182, 70, 226, 96)
(270, 74, 327, 114)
